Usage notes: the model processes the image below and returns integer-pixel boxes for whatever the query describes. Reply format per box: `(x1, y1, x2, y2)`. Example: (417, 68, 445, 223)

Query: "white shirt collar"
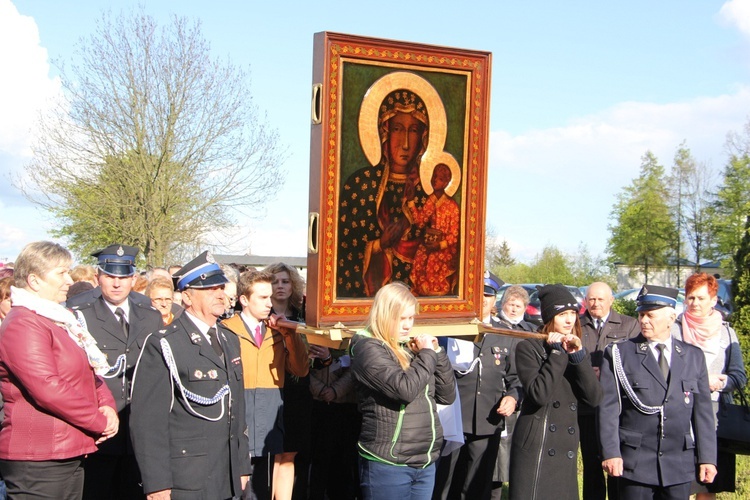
(184, 310, 214, 336)
(104, 297, 130, 320)
(647, 336, 673, 364)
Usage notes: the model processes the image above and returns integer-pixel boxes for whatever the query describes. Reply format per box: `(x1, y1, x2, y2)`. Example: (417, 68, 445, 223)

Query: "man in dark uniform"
(598, 285, 717, 499)
(433, 272, 522, 500)
(130, 251, 251, 499)
(68, 244, 163, 500)
(578, 281, 640, 500)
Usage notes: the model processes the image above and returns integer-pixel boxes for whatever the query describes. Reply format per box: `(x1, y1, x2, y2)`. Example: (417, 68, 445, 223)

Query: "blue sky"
(2, 0, 750, 267)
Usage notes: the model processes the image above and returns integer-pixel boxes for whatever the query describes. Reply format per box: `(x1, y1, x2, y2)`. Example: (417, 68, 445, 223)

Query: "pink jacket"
(0, 306, 115, 460)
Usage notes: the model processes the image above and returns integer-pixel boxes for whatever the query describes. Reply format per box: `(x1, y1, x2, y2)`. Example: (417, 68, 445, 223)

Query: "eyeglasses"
(151, 297, 173, 304)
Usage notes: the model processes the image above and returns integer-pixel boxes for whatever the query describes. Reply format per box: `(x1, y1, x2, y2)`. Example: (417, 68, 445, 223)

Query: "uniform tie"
(656, 343, 669, 382)
(208, 326, 223, 358)
(254, 324, 263, 347)
(115, 307, 129, 340)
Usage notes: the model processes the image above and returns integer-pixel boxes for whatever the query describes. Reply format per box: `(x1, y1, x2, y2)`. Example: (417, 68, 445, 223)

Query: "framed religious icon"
(306, 32, 491, 328)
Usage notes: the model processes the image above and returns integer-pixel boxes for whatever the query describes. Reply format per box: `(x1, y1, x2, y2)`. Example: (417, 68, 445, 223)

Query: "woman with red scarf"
(673, 273, 747, 499)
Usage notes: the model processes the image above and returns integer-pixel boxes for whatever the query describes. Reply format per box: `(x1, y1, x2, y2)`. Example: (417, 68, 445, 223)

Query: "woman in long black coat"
(508, 285, 602, 500)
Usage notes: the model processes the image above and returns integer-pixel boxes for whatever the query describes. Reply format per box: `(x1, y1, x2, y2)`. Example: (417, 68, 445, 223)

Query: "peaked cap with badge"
(635, 285, 678, 312)
(129, 249, 250, 497)
(92, 244, 139, 277)
(484, 270, 505, 296)
(172, 251, 229, 291)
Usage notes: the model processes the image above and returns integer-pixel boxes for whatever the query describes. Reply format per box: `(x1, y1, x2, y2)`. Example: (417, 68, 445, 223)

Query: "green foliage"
(525, 245, 575, 284)
(731, 215, 750, 397)
(613, 298, 638, 318)
(608, 151, 677, 283)
(709, 153, 750, 270)
(667, 142, 695, 280)
(494, 262, 532, 285)
(569, 242, 616, 288)
(485, 226, 516, 269)
(491, 243, 614, 288)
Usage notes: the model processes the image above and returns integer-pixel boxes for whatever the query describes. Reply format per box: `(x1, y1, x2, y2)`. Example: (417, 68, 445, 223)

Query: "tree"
(681, 161, 716, 269)
(708, 121, 750, 272)
(526, 245, 575, 285)
(667, 142, 716, 277)
(732, 215, 750, 390)
(20, 10, 285, 266)
(570, 242, 615, 287)
(667, 142, 695, 285)
(608, 151, 676, 284)
(485, 225, 516, 271)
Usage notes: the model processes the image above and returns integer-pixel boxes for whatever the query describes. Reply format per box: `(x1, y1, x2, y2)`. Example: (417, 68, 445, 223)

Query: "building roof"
(212, 254, 307, 268)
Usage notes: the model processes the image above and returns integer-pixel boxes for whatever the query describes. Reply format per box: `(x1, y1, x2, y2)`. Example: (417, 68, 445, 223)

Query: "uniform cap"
(635, 285, 678, 312)
(91, 244, 138, 277)
(483, 271, 505, 296)
(173, 251, 228, 292)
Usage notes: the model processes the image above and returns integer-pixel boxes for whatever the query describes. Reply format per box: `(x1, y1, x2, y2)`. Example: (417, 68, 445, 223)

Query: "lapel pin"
(194, 369, 203, 379)
(208, 369, 218, 380)
(190, 333, 202, 344)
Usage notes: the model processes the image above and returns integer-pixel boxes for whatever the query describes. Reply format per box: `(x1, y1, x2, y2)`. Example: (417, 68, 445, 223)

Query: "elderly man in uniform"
(598, 285, 717, 499)
(130, 251, 251, 500)
(67, 244, 163, 500)
(578, 282, 640, 500)
(433, 271, 521, 500)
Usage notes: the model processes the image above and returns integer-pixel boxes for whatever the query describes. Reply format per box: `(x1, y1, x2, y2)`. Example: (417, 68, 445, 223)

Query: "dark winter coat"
(350, 331, 455, 468)
(598, 335, 717, 487)
(129, 313, 251, 498)
(455, 329, 521, 436)
(68, 290, 163, 455)
(508, 339, 602, 500)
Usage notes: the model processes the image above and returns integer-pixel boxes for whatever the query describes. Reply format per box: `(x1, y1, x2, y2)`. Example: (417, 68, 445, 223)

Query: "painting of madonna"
(337, 88, 430, 298)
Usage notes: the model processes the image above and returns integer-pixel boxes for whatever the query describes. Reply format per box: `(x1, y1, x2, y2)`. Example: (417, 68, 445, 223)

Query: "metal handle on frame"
(308, 212, 319, 254)
(311, 84, 322, 124)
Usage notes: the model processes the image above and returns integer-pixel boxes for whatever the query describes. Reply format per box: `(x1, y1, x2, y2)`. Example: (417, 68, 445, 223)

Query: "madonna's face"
(388, 112, 423, 172)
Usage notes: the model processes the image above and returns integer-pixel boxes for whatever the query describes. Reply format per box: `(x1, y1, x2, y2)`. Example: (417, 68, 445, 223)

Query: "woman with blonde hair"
(350, 282, 455, 500)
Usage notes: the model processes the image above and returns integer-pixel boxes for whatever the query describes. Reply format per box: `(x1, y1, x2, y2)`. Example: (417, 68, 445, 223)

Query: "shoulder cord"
(455, 357, 482, 378)
(611, 344, 664, 438)
(158, 337, 230, 422)
(74, 310, 127, 380)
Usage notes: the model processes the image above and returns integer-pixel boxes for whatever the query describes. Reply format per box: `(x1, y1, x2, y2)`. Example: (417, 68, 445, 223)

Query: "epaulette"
(69, 301, 95, 310)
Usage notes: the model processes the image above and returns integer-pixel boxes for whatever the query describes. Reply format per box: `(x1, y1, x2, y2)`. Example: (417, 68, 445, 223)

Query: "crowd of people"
(0, 241, 745, 500)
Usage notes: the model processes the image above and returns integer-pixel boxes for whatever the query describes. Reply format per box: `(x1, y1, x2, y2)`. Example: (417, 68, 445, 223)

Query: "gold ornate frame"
(306, 32, 491, 327)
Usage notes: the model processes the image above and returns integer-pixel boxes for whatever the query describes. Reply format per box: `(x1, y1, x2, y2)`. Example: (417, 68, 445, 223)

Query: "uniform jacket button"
(567, 451, 575, 459)
(568, 427, 575, 434)
(569, 403, 577, 411)
(548, 449, 556, 456)
(553, 401, 560, 408)
(549, 424, 556, 432)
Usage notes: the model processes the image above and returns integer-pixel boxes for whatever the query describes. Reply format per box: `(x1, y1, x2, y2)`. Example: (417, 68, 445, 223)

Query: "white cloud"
(0, 0, 60, 158)
(718, 0, 750, 38)
(487, 85, 750, 263)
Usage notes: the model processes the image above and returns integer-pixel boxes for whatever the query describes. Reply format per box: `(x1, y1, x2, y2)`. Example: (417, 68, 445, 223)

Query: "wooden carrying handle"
(480, 324, 582, 349)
